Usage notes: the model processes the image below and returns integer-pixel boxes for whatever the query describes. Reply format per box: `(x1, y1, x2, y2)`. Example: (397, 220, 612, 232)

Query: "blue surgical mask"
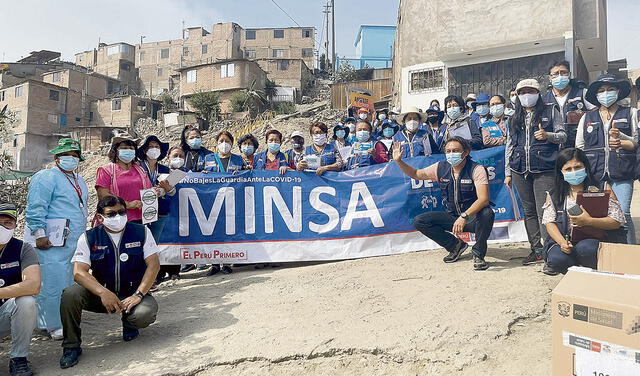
(552, 76, 570, 90)
(58, 156, 79, 171)
(267, 142, 281, 153)
(241, 145, 255, 156)
(563, 168, 587, 186)
(476, 105, 489, 116)
(446, 152, 464, 166)
(187, 137, 202, 149)
(447, 106, 462, 120)
(490, 104, 505, 117)
(597, 90, 619, 108)
(378, 113, 387, 120)
(118, 149, 135, 163)
(335, 129, 346, 139)
(382, 127, 395, 138)
(356, 130, 370, 142)
(292, 143, 303, 150)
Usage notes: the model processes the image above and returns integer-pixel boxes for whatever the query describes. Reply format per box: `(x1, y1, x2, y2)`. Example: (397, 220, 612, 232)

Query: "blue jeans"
(610, 180, 636, 244)
(0, 296, 37, 358)
(546, 239, 599, 274)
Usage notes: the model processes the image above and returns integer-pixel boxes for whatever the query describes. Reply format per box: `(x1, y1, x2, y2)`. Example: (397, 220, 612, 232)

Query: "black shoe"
(123, 327, 139, 342)
(180, 264, 196, 273)
(473, 256, 489, 271)
(197, 264, 210, 271)
(522, 251, 543, 265)
(59, 347, 82, 369)
(443, 240, 469, 263)
(206, 265, 221, 276)
(9, 357, 33, 376)
(169, 274, 180, 281)
(542, 262, 560, 276)
(221, 265, 233, 274)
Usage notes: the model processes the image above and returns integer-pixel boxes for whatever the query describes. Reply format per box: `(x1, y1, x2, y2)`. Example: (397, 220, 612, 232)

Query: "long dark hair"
(509, 92, 545, 135)
(550, 148, 599, 206)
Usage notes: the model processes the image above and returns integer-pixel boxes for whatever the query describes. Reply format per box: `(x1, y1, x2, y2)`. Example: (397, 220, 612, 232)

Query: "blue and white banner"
(157, 146, 527, 264)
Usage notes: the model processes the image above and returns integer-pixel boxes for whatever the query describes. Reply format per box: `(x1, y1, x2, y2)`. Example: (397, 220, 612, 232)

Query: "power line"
(270, 0, 301, 27)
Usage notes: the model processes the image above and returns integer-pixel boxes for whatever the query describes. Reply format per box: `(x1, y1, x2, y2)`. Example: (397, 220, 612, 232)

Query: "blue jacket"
(184, 147, 213, 172)
(304, 144, 338, 167)
(442, 115, 484, 150)
(253, 151, 289, 170)
(203, 153, 245, 173)
(393, 129, 434, 157)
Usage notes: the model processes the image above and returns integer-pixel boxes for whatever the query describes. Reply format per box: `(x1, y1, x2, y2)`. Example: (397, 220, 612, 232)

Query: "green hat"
(0, 202, 17, 221)
(50, 138, 84, 161)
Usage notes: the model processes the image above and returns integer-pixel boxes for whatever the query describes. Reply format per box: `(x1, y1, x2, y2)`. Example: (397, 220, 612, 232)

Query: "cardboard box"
(597, 242, 640, 275)
(552, 267, 640, 375)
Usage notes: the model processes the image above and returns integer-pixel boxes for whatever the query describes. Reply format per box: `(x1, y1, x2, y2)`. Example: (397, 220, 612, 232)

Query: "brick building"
(75, 42, 139, 94)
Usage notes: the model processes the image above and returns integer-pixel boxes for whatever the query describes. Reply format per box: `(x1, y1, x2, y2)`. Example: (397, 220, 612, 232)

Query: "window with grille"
(302, 29, 312, 38)
(15, 86, 23, 98)
(273, 49, 284, 58)
(201, 44, 208, 54)
(112, 99, 121, 111)
(410, 68, 445, 92)
(245, 50, 256, 59)
(183, 47, 189, 56)
(52, 72, 61, 82)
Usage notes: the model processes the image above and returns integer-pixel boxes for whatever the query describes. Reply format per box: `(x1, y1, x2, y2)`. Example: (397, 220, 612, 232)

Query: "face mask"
(378, 114, 387, 121)
(405, 120, 419, 132)
(563, 168, 587, 186)
(447, 106, 462, 120)
(510, 95, 517, 104)
(597, 90, 619, 108)
(390, 114, 397, 121)
(335, 129, 346, 139)
(101, 214, 127, 232)
(241, 145, 255, 156)
(0, 225, 15, 245)
(382, 127, 395, 138)
(146, 147, 161, 160)
(466, 102, 474, 109)
(356, 130, 370, 142)
(476, 105, 489, 116)
(169, 157, 184, 169)
(118, 149, 135, 163)
(427, 116, 439, 124)
(187, 137, 202, 149)
(267, 142, 281, 153)
(490, 104, 505, 117)
(292, 143, 303, 150)
(348, 123, 356, 132)
(313, 134, 328, 146)
(446, 152, 464, 166)
(217, 142, 231, 154)
(518, 93, 539, 108)
(359, 113, 368, 120)
(551, 76, 570, 90)
(58, 156, 79, 171)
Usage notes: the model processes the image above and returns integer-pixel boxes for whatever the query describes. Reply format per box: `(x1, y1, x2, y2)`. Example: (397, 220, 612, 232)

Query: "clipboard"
(570, 191, 610, 244)
(24, 219, 70, 247)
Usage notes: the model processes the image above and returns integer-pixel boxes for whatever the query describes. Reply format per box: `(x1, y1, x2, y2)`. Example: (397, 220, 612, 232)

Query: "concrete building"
(178, 59, 267, 114)
(75, 42, 139, 94)
(392, 0, 608, 109)
(41, 68, 121, 100)
(337, 25, 396, 69)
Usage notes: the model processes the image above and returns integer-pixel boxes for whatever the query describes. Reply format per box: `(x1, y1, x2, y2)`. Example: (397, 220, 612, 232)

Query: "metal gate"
(447, 52, 565, 98)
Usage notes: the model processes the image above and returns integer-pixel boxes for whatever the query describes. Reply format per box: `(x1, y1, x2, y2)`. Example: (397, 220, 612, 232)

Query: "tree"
(187, 91, 220, 125)
(319, 53, 327, 71)
(334, 61, 358, 83)
(0, 105, 16, 170)
(159, 93, 178, 111)
(241, 80, 267, 114)
(230, 91, 248, 113)
(264, 79, 278, 104)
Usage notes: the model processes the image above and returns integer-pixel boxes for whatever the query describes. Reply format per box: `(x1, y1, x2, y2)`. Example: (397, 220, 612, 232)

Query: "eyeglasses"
(549, 71, 570, 78)
(102, 209, 126, 218)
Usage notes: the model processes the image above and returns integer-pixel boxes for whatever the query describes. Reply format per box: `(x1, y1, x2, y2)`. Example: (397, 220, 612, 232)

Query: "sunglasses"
(102, 209, 127, 218)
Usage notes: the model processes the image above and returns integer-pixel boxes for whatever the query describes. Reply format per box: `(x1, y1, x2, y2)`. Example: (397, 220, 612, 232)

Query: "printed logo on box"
(557, 301, 571, 318)
(573, 304, 589, 322)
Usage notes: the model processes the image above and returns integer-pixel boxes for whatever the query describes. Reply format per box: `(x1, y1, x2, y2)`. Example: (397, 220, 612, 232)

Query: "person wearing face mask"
(429, 99, 441, 111)
(505, 78, 566, 266)
(344, 120, 379, 170)
(297, 122, 343, 175)
(481, 95, 509, 147)
(423, 105, 446, 153)
(25, 138, 89, 342)
(393, 137, 495, 271)
(285, 131, 306, 170)
(464, 93, 480, 126)
(372, 109, 389, 139)
(393, 106, 435, 158)
(253, 130, 289, 174)
(59, 196, 160, 369)
(0, 203, 41, 376)
(342, 117, 358, 144)
(541, 148, 625, 275)
(203, 131, 246, 174)
(167, 146, 186, 171)
(442, 95, 484, 150)
(374, 120, 400, 163)
(576, 74, 638, 245)
(473, 93, 491, 127)
(237, 134, 259, 169)
(332, 122, 351, 149)
(543, 61, 594, 148)
(505, 88, 518, 117)
(180, 126, 212, 172)
(95, 135, 154, 224)
(356, 107, 370, 122)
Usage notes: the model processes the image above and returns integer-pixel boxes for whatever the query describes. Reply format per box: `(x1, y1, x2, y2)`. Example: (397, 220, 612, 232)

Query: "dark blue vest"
(86, 223, 148, 298)
(508, 104, 558, 173)
(304, 144, 338, 167)
(203, 153, 245, 173)
(543, 84, 587, 124)
(344, 147, 376, 170)
(0, 238, 24, 304)
(141, 162, 171, 216)
(582, 107, 635, 182)
(393, 129, 432, 157)
(253, 151, 288, 170)
(436, 160, 480, 216)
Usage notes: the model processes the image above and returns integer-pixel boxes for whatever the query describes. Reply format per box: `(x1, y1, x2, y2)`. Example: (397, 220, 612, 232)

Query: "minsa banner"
(157, 146, 527, 264)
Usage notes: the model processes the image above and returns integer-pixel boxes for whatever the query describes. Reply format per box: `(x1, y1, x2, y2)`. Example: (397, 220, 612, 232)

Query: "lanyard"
(60, 169, 84, 208)
(213, 153, 226, 173)
(143, 161, 158, 183)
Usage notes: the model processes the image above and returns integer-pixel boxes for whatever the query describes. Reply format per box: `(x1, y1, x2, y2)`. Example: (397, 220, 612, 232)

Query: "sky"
(1, 0, 638, 69)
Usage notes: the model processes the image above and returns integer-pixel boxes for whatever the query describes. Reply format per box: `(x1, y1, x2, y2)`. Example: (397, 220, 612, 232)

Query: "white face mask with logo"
(218, 142, 231, 155)
(101, 214, 128, 232)
(146, 147, 161, 160)
(169, 157, 185, 169)
(0, 225, 15, 245)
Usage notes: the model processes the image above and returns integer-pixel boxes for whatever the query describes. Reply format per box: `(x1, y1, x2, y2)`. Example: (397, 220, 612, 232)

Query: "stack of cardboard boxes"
(552, 243, 640, 375)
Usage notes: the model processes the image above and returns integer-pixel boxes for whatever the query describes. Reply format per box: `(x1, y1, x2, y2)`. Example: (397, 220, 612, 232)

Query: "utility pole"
(323, 3, 330, 71)
(331, 0, 336, 71)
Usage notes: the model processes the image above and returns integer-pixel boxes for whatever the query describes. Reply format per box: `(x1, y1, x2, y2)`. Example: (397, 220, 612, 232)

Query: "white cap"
(291, 131, 305, 139)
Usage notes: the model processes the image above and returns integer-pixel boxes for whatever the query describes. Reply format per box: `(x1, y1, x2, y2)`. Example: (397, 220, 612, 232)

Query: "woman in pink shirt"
(95, 135, 153, 223)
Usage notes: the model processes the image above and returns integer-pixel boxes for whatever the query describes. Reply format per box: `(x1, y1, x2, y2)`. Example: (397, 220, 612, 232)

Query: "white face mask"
(218, 142, 231, 155)
(169, 157, 185, 169)
(313, 134, 328, 146)
(405, 120, 419, 131)
(0, 225, 15, 245)
(359, 113, 368, 120)
(378, 114, 387, 120)
(510, 95, 517, 104)
(101, 214, 127, 232)
(518, 93, 539, 108)
(146, 147, 161, 160)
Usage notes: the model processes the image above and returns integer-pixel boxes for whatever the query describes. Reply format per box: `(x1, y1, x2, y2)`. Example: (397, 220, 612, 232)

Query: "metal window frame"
(409, 67, 445, 93)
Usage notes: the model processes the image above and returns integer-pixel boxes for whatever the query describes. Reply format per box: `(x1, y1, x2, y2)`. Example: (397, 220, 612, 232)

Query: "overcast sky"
(1, 0, 638, 69)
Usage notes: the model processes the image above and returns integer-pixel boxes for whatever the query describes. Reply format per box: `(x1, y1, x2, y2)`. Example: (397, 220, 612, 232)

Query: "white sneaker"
(49, 328, 63, 340)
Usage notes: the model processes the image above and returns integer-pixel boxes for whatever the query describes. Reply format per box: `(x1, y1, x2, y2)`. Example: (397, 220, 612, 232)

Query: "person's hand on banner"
(316, 166, 327, 176)
(278, 166, 288, 175)
(452, 216, 466, 235)
(504, 176, 511, 187)
(367, 147, 376, 156)
(392, 142, 403, 162)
